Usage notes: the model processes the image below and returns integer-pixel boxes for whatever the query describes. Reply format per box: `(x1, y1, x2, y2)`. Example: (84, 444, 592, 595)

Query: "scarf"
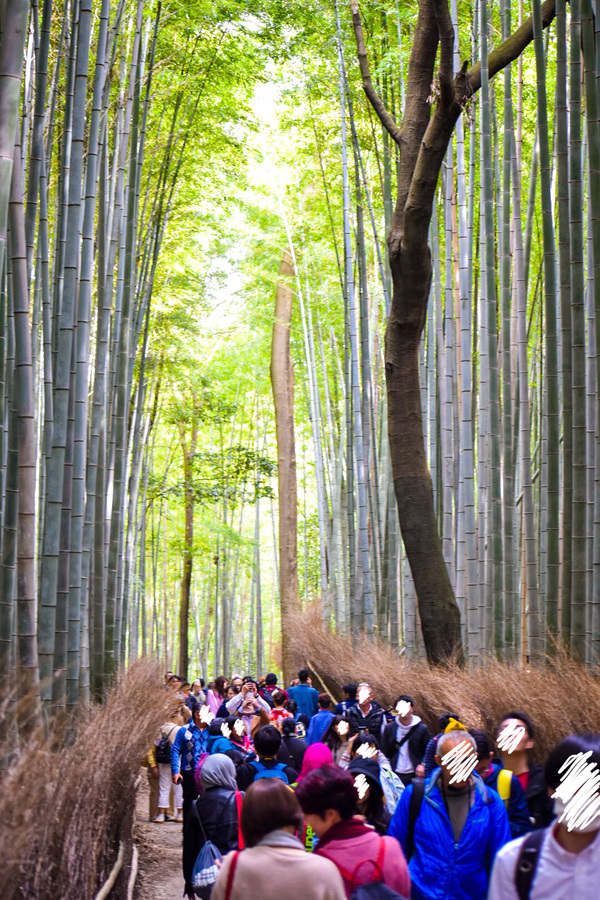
(200, 753, 238, 791)
(297, 743, 333, 781)
(257, 829, 304, 849)
(314, 818, 372, 852)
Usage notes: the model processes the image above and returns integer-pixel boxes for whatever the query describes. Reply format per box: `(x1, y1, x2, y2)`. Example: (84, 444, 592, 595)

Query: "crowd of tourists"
(143, 669, 600, 899)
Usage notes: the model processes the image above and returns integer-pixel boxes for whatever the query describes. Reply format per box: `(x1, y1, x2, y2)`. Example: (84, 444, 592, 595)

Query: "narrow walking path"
(135, 777, 185, 899)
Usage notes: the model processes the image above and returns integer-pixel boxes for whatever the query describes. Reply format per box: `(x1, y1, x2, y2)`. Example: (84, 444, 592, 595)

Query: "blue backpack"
(251, 760, 289, 783)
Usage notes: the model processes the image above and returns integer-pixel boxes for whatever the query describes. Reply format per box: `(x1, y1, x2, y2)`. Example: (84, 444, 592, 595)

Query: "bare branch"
(349, 0, 403, 147)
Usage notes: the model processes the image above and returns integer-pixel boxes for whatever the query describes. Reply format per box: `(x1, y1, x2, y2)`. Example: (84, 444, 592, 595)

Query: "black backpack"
(155, 724, 177, 764)
(514, 828, 546, 899)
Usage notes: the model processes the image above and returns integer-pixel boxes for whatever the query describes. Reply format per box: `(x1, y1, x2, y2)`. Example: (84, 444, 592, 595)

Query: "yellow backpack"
(497, 767, 512, 809)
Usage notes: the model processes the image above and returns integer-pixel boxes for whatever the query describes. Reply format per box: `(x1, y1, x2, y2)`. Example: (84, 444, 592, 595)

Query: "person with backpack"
(381, 695, 430, 786)
(295, 741, 335, 783)
(341, 733, 404, 815)
(387, 728, 510, 899)
(287, 668, 320, 719)
(278, 717, 308, 771)
(236, 725, 298, 789)
(307, 693, 336, 745)
(155, 707, 185, 822)
(335, 684, 358, 716)
(183, 754, 244, 899)
(470, 728, 532, 838)
(172, 697, 211, 826)
(496, 711, 555, 830)
(488, 733, 600, 900)
(212, 779, 346, 900)
(295, 763, 410, 899)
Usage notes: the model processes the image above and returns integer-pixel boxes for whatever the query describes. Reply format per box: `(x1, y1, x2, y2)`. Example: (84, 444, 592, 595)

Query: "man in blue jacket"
(388, 729, 511, 900)
(287, 668, 319, 719)
(306, 693, 335, 745)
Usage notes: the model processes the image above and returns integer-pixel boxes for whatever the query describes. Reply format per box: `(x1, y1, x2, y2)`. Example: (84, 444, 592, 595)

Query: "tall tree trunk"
(270, 250, 300, 684)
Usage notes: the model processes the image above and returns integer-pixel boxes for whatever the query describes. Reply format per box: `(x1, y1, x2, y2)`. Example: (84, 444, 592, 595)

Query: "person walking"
(470, 728, 532, 838)
(183, 754, 244, 899)
(306, 694, 335, 746)
(155, 708, 185, 822)
(295, 764, 410, 899)
(211, 780, 346, 900)
(171, 697, 211, 825)
(488, 733, 600, 900)
(287, 668, 320, 719)
(388, 729, 510, 899)
(495, 711, 554, 829)
(278, 717, 307, 771)
(236, 725, 298, 789)
(381, 695, 430, 786)
(344, 683, 385, 737)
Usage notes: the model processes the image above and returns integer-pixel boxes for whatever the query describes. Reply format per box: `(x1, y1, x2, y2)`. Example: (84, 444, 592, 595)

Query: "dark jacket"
(183, 787, 242, 893)
(277, 734, 307, 771)
(483, 761, 532, 838)
(423, 734, 440, 777)
(524, 762, 554, 829)
(345, 701, 385, 736)
(381, 719, 430, 773)
(236, 757, 298, 790)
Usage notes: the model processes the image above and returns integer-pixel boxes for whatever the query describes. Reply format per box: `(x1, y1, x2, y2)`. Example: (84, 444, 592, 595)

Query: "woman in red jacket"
(295, 764, 410, 899)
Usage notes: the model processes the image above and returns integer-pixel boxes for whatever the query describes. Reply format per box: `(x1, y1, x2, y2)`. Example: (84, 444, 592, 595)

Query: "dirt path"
(135, 776, 186, 900)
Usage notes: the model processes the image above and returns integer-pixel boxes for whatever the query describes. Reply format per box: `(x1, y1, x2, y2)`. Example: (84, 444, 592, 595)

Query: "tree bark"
(178, 421, 197, 681)
(270, 250, 301, 684)
(350, 0, 557, 664)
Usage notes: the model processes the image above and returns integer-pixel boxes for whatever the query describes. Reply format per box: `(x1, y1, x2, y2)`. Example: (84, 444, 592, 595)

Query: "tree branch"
(432, 0, 454, 108)
(350, 0, 402, 147)
(466, 0, 556, 95)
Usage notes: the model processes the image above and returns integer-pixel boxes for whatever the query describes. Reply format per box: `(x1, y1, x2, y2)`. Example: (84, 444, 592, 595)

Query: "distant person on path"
(236, 725, 298, 789)
(183, 754, 244, 899)
(422, 713, 462, 776)
(287, 668, 319, 719)
(155, 707, 185, 822)
(470, 728, 532, 838)
(226, 680, 271, 739)
(388, 729, 510, 899)
(211, 780, 346, 900)
(381, 694, 430, 785)
(488, 733, 600, 900)
(307, 693, 335, 745)
(278, 717, 307, 771)
(496, 711, 555, 829)
(206, 676, 229, 717)
(171, 697, 211, 825)
(334, 683, 358, 716)
(269, 689, 294, 728)
(260, 672, 279, 706)
(344, 682, 385, 738)
(296, 764, 410, 899)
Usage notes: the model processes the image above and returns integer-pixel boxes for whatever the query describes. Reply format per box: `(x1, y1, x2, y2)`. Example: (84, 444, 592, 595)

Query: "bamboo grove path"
(135, 780, 184, 900)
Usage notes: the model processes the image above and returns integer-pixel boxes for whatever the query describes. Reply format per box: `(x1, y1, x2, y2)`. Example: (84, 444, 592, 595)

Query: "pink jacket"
(316, 824, 410, 899)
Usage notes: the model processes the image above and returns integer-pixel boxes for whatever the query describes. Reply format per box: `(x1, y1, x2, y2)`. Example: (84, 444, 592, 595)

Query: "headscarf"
(200, 753, 238, 792)
(297, 742, 333, 782)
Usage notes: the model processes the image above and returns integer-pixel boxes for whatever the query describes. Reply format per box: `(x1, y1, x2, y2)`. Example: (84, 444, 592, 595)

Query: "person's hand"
(173, 773, 183, 785)
(347, 733, 359, 748)
(152, 766, 159, 778)
(415, 764, 425, 777)
(242, 682, 252, 695)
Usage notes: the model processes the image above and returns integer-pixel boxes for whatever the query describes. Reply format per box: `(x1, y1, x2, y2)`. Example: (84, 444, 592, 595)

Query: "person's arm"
(226, 692, 244, 714)
(487, 841, 520, 900)
(508, 775, 533, 837)
(487, 792, 513, 867)
(211, 851, 235, 900)
(148, 744, 157, 768)
(387, 782, 412, 856)
(170, 727, 184, 777)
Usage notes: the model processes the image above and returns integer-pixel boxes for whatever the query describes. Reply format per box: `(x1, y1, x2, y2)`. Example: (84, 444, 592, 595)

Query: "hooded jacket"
(182, 755, 243, 894)
(387, 769, 511, 900)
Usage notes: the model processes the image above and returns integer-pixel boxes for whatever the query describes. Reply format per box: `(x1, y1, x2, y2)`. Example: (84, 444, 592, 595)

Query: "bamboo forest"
(1, 0, 600, 723)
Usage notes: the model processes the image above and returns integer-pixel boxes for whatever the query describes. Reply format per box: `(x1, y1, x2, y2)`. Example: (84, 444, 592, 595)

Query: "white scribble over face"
(356, 743, 378, 760)
(337, 720, 350, 737)
(441, 739, 478, 785)
(396, 700, 412, 719)
(233, 719, 245, 737)
(355, 773, 370, 800)
(199, 706, 214, 725)
(357, 686, 371, 705)
(221, 723, 232, 739)
(497, 721, 527, 755)
(553, 751, 600, 832)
